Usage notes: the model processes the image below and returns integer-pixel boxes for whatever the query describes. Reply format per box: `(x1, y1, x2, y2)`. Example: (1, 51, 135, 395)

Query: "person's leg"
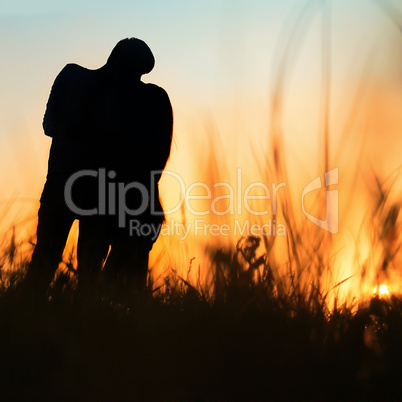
(101, 190, 160, 298)
(119, 240, 150, 291)
(76, 216, 110, 290)
(104, 238, 151, 296)
(27, 199, 75, 294)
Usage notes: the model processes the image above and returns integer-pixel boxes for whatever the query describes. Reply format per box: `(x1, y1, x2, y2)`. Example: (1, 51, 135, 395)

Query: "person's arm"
(43, 63, 83, 140)
(110, 83, 173, 179)
(149, 85, 173, 173)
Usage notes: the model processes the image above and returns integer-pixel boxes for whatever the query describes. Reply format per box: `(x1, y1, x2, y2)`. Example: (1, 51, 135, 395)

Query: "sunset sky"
(2, 0, 401, 201)
(1, 0, 402, 293)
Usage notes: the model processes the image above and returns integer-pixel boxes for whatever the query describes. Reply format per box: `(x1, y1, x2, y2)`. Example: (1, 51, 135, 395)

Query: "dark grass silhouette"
(1, 232, 402, 402)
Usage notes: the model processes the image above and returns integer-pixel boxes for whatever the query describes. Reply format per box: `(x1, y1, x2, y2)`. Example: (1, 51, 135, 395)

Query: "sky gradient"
(1, 0, 401, 200)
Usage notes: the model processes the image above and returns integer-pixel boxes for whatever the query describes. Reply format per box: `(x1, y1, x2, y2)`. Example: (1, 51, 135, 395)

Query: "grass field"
(0, 233, 401, 402)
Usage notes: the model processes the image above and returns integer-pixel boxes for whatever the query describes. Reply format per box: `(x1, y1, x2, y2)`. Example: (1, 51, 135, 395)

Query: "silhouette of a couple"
(26, 38, 173, 295)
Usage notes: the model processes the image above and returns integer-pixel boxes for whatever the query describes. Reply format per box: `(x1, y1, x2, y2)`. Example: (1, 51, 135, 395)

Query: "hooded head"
(106, 37, 155, 76)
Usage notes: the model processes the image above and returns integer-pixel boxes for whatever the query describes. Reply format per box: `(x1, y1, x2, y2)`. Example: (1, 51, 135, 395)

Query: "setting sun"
(373, 284, 390, 297)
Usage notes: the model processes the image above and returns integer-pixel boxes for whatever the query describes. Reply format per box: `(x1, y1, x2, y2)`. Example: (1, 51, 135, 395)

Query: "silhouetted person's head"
(106, 38, 155, 77)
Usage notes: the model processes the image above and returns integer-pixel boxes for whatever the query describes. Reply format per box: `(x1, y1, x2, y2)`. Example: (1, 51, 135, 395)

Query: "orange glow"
(373, 285, 390, 298)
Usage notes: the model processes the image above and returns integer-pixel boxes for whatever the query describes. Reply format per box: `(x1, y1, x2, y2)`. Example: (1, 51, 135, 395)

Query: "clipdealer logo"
(301, 168, 339, 234)
(63, 167, 339, 236)
(64, 168, 287, 223)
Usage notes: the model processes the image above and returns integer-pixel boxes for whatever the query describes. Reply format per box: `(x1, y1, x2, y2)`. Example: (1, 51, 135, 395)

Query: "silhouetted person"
(26, 38, 173, 295)
(94, 39, 173, 294)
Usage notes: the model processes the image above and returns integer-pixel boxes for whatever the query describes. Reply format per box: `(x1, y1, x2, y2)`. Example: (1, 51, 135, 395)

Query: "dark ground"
(0, 276, 401, 402)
